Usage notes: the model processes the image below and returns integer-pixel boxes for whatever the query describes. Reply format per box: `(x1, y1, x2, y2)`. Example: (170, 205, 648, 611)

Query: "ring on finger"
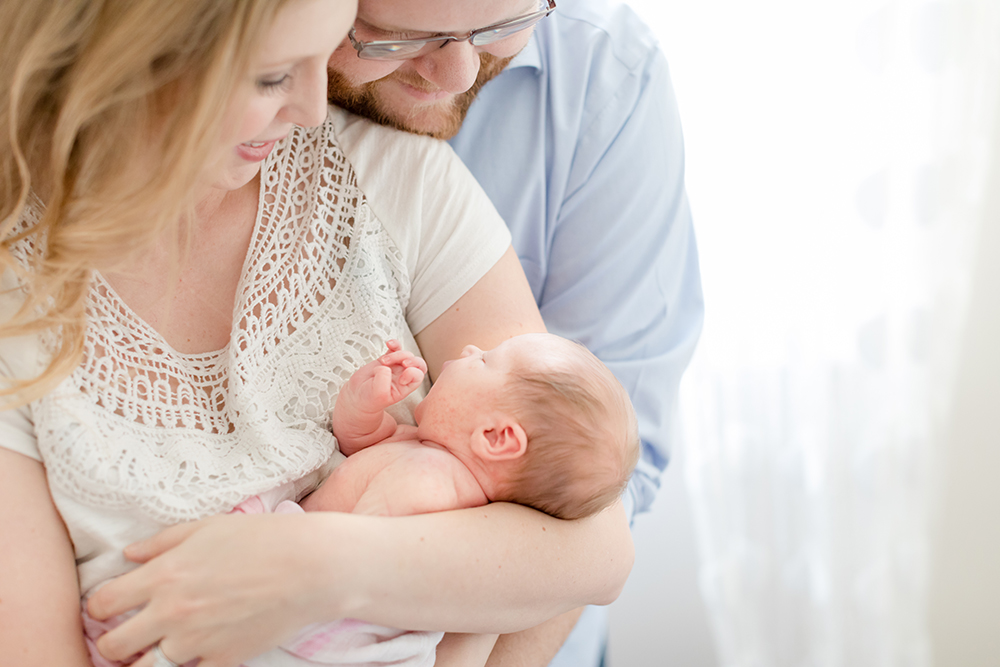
(151, 643, 181, 667)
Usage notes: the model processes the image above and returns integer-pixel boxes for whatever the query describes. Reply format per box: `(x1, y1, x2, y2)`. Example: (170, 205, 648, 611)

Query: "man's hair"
(493, 340, 640, 520)
(0, 0, 291, 404)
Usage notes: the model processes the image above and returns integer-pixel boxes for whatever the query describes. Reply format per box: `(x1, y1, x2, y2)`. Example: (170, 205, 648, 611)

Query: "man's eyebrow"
(355, 16, 440, 38)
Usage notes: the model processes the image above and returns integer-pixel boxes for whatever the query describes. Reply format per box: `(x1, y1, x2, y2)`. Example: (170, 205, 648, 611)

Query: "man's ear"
(473, 420, 528, 462)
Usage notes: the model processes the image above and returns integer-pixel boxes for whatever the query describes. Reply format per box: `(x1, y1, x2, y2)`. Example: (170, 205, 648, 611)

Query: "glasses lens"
(359, 38, 448, 61)
(470, 11, 547, 47)
(356, 1, 553, 59)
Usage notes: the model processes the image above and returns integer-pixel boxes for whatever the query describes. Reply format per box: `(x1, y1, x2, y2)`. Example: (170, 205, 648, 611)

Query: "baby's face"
(414, 334, 576, 428)
(414, 339, 520, 427)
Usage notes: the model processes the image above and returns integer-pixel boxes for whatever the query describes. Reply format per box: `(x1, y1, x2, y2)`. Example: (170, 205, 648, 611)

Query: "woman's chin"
(211, 162, 263, 193)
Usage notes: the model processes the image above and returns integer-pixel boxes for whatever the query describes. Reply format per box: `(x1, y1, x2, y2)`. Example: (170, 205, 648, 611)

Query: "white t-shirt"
(0, 106, 511, 596)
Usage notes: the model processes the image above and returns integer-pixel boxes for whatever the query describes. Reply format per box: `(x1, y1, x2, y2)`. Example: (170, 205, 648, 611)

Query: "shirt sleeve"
(0, 397, 38, 461)
(541, 47, 704, 522)
(331, 109, 512, 335)
(0, 270, 42, 462)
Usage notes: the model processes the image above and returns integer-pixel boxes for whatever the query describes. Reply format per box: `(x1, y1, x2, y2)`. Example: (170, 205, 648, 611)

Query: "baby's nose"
(461, 344, 481, 357)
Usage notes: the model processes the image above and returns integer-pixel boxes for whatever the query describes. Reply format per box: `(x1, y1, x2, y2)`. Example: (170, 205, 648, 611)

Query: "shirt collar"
(506, 31, 542, 71)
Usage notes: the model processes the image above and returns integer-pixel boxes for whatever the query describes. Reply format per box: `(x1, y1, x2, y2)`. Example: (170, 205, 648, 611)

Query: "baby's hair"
(494, 338, 640, 520)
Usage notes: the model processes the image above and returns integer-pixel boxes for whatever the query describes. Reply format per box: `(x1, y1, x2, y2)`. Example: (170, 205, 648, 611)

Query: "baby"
(269, 332, 640, 666)
(306, 332, 640, 521)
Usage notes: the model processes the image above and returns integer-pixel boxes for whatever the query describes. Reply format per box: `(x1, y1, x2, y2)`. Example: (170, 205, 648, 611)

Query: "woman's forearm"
(86, 498, 632, 665)
(321, 499, 634, 633)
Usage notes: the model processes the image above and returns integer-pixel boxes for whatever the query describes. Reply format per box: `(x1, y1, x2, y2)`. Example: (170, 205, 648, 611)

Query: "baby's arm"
(333, 340, 427, 456)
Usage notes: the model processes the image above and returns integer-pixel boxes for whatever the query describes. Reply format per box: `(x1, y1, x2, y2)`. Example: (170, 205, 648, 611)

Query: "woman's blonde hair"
(0, 0, 292, 404)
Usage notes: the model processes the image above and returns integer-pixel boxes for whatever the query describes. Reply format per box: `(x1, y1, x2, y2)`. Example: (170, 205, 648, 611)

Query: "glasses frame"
(348, 0, 556, 61)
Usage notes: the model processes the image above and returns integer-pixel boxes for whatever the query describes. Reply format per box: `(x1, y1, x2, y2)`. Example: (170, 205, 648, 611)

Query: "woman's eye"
(256, 75, 292, 94)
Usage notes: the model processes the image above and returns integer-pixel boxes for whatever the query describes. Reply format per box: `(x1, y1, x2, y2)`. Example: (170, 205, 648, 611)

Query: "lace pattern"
(31, 118, 416, 524)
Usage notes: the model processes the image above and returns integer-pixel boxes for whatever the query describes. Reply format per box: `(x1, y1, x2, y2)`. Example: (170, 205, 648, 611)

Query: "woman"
(0, 1, 634, 666)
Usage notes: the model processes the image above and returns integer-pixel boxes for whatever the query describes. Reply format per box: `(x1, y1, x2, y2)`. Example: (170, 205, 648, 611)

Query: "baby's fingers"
(371, 364, 393, 396)
(399, 366, 425, 387)
(378, 349, 418, 368)
(406, 356, 428, 374)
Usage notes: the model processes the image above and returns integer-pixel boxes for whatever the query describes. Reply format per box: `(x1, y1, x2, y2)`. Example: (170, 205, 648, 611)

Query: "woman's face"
(211, 0, 357, 192)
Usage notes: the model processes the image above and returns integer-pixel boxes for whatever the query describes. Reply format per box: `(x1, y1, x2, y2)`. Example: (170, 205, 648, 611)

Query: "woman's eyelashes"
(256, 74, 293, 95)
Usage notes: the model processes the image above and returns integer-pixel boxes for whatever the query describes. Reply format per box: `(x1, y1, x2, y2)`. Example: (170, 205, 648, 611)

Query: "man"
(327, 0, 703, 665)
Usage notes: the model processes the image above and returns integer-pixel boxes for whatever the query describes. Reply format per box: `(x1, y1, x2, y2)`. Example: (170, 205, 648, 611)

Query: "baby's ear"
(473, 420, 527, 462)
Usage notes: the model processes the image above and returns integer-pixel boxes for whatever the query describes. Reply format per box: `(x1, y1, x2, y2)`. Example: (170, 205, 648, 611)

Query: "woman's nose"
(288, 60, 329, 128)
(411, 41, 481, 94)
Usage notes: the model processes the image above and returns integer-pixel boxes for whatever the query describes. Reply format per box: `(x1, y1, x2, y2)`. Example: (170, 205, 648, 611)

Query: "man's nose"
(411, 40, 480, 94)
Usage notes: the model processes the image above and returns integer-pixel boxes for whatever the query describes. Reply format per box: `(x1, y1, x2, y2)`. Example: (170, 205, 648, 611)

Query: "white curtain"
(625, 0, 1000, 665)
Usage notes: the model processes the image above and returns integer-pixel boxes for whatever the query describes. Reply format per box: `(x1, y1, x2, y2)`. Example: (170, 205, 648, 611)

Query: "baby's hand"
(349, 340, 428, 411)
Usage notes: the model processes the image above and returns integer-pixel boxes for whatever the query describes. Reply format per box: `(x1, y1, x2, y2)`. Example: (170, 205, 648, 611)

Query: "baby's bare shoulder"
(371, 442, 487, 513)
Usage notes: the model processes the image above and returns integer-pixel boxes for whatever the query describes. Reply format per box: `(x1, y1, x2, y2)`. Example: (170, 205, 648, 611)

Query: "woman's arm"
(89, 499, 633, 665)
(0, 446, 92, 666)
(342, 500, 632, 632)
(414, 247, 545, 380)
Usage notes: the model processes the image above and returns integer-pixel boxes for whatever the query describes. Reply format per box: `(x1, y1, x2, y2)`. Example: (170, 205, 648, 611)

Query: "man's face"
(327, 0, 539, 139)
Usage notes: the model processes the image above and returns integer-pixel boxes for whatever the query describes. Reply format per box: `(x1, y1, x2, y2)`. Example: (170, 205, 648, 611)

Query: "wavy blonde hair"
(0, 0, 293, 404)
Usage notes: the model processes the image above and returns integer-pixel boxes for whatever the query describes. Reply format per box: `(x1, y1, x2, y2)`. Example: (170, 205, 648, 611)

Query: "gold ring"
(151, 643, 181, 667)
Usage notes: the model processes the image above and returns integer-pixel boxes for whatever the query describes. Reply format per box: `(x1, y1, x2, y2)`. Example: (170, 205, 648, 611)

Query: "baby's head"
(415, 333, 640, 520)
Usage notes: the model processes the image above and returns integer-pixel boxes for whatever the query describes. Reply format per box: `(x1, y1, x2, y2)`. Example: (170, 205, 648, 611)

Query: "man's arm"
(485, 609, 584, 667)
(537, 48, 703, 524)
(436, 633, 499, 667)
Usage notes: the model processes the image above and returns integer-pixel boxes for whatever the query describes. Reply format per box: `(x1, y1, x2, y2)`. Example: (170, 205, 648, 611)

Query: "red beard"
(327, 52, 514, 140)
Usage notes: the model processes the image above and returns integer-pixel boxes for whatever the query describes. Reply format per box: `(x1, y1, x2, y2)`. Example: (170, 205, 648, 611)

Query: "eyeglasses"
(348, 0, 556, 61)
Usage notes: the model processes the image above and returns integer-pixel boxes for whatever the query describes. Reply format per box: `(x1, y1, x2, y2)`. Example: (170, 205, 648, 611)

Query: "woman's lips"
(235, 138, 279, 162)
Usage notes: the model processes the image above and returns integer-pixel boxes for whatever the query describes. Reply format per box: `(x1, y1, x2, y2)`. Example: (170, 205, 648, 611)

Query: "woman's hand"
(87, 512, 355, 667)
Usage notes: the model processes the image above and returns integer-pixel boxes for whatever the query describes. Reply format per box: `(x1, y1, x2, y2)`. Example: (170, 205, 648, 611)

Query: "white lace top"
(0, 106, 511, 595)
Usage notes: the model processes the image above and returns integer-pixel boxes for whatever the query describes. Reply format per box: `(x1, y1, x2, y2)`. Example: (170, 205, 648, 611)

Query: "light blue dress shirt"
(449, 1, 704, 664)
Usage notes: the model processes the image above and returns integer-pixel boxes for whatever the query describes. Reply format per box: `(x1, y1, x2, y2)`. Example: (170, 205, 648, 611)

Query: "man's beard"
(327, 52, 514, 140)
